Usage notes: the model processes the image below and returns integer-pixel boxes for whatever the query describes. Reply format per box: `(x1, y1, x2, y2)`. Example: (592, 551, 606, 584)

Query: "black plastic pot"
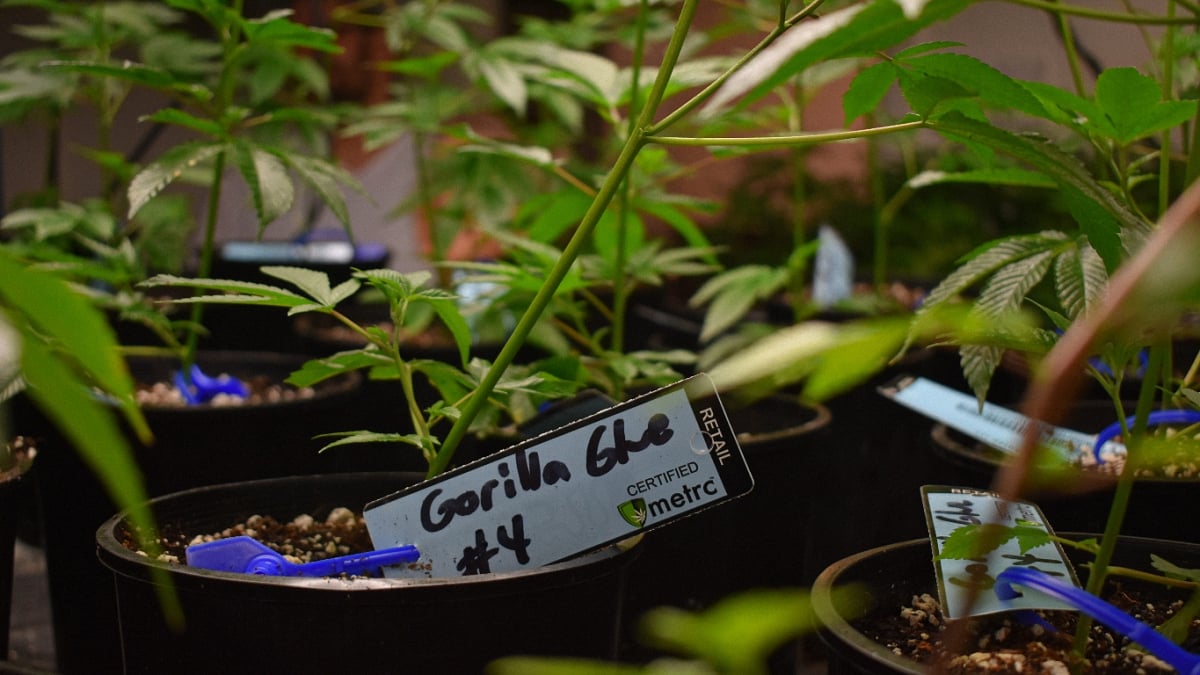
(619, 396, 831, 669)
(12, 351, 368, 675)
(928, 400, 1200, 542)
(804, 348, 976, 585)
(96, 472, 637, 674)
(811, 535, 1200, 675)
(0, 445, 34, 664)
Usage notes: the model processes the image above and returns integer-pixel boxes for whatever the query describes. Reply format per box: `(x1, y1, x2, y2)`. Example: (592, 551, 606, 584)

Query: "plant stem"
(1002, 0, 1197, 24)
(1071, 343, 1166, 655)
(1047, 0, 1087, 97)
(1159, 0, 1178, 219)
(648, 121, 926, 147)
(184, 151, 226, 368)
(610, 0, 652, 382)
(648, 0, 827, 135)
(428, 0, 703, 478)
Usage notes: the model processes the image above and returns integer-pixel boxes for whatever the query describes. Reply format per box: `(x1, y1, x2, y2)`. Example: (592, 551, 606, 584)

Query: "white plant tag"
(922, 485, 1080, 618)
(364, 374, 753, 578)
(812, 225, 855, 308)
(878, 375, 1115, 460)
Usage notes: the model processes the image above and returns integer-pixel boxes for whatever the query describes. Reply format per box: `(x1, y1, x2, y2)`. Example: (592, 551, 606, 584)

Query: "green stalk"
(184, 151, 227, 368)
(648, 0, 827, 135)
(1159, 0, 1178, 218)
(610, 0, 652, 377)
(1047, 0, 1086, 97)
(648, 121, 926, 148)
(787, 81, 808, 322)
(868, 116, 887, 291)
(1071, 343, 1166, 655)
(428, 0, 703, 479)
(1001, 0, 1196, 24)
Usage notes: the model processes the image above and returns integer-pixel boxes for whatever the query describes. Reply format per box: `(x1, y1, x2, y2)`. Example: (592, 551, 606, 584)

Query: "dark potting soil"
(124, 509, 378, 574)
(855, 576, 1200, 673)
(134, 374, 317, 408)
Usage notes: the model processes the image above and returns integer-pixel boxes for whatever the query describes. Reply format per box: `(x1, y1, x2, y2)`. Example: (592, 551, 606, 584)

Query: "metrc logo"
(618, 498, 647, 528)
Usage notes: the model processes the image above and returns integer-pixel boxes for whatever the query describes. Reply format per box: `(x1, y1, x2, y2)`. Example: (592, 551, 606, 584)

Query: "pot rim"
(734, 397, 832, 447)
(930, 422, 1196, 486)
(125, 350, 362, 414)
(811, 534, 1200, 674)
(811, 538, 928, 675)
(95, 472, 638, 593)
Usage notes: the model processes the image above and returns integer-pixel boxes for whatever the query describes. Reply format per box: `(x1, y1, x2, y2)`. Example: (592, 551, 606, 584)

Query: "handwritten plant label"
(879, 375, 1113, 460)
(363, 374, 753, 578)
(923, 485, 1080, 618)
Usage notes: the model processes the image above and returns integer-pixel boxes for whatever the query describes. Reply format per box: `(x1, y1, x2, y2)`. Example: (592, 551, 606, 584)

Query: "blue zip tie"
(1092, 409, 1200, 464)
(996, 567, 1200, 675)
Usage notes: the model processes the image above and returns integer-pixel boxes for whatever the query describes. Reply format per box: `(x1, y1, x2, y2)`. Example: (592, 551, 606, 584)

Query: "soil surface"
(134, 373, 316, 407)
(128, 509, 377, 574)
(855, 576, 1200, 673)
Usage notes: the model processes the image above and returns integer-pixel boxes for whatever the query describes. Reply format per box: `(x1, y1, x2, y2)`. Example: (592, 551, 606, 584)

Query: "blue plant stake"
(186, 535, 420, 577)
(174, 364, 249, 405)
(996, 568, 1200, 675)
(1093, 409, 1200, 463)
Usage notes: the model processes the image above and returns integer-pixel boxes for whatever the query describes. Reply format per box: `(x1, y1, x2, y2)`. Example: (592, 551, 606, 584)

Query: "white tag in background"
(922, 485, 1080, 618)
(878, 375, 1111, 460)
(363, 374, 754, 579)
(812, 224, 855, 308)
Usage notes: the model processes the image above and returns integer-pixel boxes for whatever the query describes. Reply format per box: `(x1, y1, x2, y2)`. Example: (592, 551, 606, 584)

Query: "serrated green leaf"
(231, 144, 293, 233)
(922, 232, 1065, 309)
(142, 107, 225, 137)
(692, 265, 789, 342)
(974, 248, 1055, 317)
(937, 523, 1016, 559)
(378, 51, 459, 78)
(904, 52, 1047, 118)
(128, 142, 223, 219)
(960, 343, 1003, 406)
(242, 14, 339, 53)
(1053, 241, 1107, 318)
(18, 327, 158, 542)
(0, 68, 71, 109)
(0, 251, 141, 434)
(285, 155, 361, 233)
(1095, 67, 1199, 144)
(316, 431, 428, 453)
(477, 56, 527, 115)
(423, 297, 472, 368)
(285, 349, 386, 387)
(259, 266, 338, 305)
(907, 167, 1056, 190)
(139, 273, 316, 310)
(927, 113, 1146, 271)
(711, 0, 970, 115)
(1150, 554, 1200, 582)
(844, 61, 898, 125)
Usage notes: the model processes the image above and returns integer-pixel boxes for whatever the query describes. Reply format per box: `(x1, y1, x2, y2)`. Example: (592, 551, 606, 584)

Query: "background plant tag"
(812, 224, 854, 308)
(364, 374, 753, 578)
(879, 375, 1108, 460)
(922, 485, 1080, 618)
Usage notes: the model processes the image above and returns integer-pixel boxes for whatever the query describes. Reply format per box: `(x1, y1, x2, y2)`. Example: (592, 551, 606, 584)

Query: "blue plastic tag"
(922, 485, 1080, 618)
(363, 374, 753, 578)
(879, 375, 1107, 460)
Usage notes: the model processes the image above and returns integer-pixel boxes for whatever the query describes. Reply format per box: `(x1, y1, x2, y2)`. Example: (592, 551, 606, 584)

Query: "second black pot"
(97, 472, 637, 674)
(618, 395, 832, 669)
(13, 351, 367, 675)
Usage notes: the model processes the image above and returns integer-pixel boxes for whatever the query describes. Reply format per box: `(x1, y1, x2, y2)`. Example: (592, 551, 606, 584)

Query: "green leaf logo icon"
(618, 498, 647, 528)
